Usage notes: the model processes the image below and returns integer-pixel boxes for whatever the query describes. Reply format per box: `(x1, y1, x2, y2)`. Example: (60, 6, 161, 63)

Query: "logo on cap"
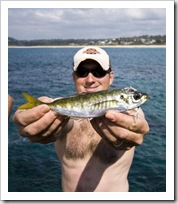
(83, 48, 100, 55)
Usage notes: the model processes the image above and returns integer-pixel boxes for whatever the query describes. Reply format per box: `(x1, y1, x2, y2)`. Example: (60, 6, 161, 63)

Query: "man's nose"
(85, 72, 96, 82)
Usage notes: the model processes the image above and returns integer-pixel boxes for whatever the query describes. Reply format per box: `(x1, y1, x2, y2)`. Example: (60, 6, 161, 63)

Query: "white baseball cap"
(73, 46, 111, 71)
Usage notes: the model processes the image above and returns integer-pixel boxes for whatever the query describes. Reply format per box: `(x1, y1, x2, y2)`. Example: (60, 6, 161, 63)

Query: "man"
(13, 46, 149, 192)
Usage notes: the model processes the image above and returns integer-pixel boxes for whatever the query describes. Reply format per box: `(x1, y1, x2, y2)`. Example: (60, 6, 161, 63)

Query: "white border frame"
(1, 1, 174, 201)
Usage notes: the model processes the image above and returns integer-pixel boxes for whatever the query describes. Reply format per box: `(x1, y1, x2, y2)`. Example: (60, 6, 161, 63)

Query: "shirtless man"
(13, 46, 149, 192)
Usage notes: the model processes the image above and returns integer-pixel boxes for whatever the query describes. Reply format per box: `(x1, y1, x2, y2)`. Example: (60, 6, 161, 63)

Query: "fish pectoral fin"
(70, 117, 93, 122)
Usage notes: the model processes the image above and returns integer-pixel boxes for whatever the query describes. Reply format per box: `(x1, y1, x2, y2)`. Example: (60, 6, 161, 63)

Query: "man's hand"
(8, 95, 14, 118)
(13, 96, 69, 144)
(90, 108, 149, 150)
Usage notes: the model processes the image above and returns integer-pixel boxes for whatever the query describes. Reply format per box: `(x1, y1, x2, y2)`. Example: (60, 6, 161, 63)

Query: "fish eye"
(120, 95, 124, 99)
(133, 93, 141, 100)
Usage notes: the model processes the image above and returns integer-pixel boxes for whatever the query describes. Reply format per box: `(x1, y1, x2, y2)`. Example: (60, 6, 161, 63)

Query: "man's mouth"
(84, 86, 99, 92)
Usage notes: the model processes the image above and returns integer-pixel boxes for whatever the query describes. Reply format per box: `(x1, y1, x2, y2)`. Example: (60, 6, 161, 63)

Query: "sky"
(8, 8, 166, 40)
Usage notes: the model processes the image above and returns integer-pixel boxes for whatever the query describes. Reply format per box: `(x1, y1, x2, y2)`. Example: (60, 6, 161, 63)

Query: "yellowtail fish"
(18, 87, 148, 118)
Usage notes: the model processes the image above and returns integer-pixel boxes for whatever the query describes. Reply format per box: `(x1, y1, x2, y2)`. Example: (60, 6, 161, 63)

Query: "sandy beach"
(8, 45, 166, 48)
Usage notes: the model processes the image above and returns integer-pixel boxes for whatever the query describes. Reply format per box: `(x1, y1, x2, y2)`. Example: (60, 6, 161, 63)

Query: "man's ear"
(109, 71, 114, 85)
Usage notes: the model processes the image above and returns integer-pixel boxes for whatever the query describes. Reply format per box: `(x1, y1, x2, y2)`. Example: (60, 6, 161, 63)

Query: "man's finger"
(13, 105, 51, 126)
(105, 110, 149, 134)
(18, 110, 60, 136)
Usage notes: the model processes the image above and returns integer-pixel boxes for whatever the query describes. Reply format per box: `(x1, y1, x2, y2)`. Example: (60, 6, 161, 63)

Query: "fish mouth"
(141, 94, 149, 102)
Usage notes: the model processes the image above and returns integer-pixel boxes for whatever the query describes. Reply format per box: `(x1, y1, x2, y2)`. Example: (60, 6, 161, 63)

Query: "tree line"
(8, 35, 166, 46)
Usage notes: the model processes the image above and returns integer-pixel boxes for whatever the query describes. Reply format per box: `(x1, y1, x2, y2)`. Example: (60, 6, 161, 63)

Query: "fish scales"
(18, 87, 149, 118)
(50, 90, 118, 117)
(93, 100, 118, 111)
(52, 90, 122, 117)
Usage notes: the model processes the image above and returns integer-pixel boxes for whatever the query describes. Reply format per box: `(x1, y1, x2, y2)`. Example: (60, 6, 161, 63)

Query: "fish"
(18, 87, 149, 118)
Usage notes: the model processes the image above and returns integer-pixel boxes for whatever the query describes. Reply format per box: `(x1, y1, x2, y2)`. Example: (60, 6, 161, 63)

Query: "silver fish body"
(49, 87, 148, 117)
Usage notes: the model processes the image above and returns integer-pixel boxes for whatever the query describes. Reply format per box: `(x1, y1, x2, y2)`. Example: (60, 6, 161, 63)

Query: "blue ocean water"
(8, 47, 166, 192)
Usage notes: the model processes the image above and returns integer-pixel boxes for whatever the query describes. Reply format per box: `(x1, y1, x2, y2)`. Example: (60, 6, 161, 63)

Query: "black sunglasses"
(75, 66, 111, 78)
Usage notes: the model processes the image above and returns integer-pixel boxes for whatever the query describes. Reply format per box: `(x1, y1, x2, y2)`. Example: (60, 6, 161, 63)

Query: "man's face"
(73, 59, 114, 93)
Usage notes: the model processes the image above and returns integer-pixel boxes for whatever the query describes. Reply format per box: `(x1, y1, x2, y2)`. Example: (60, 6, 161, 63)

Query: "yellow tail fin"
(18, 92, 42, 110)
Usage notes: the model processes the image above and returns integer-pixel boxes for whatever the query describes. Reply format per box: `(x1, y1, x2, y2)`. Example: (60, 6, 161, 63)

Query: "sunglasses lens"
(75, 66, 109, 78)
(92, 69, 107, 78)
(75, 68, 88, 78)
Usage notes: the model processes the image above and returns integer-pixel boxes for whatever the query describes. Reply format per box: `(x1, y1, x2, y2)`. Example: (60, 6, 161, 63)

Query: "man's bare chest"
(59, 119, 120, 163)
(61, 119, 100, 159)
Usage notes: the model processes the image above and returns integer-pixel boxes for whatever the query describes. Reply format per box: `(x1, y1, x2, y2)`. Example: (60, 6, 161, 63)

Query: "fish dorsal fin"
(67, 92, 89, 98)
(78, 92, 89, 95)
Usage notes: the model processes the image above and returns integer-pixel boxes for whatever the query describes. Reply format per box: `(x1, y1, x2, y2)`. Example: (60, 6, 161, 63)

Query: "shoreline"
(8, 45, 166, 48)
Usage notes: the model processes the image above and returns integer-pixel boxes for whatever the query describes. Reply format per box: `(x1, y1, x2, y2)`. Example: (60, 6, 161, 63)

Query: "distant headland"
(8, 35, 166, 47)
